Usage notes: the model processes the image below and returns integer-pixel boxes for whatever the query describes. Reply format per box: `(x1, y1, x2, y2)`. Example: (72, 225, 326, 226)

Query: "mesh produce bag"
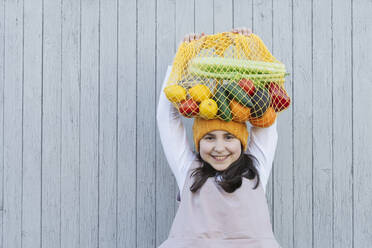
(163, 31, 290, 128)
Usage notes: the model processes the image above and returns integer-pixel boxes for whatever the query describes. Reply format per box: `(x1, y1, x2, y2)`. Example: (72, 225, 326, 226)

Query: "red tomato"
(179, 99, 199, 118)
(238, 78, 256, 96)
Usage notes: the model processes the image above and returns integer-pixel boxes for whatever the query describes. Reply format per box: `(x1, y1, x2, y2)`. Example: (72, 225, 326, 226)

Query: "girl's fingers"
(183, 32, 205, 43)
(232, 27, 252, 36)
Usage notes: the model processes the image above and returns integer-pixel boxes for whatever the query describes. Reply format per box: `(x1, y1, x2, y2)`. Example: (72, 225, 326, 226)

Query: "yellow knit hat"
(192, 117, 249, 153)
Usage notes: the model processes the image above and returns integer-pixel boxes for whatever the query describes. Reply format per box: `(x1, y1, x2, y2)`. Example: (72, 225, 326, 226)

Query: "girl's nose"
(213, 140, 226, 152)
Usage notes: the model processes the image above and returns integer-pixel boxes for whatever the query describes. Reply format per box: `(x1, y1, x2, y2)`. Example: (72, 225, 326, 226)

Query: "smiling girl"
(157, 28, 282, 248)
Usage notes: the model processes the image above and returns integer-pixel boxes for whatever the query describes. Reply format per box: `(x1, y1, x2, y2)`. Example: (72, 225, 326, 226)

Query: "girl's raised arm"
(244, 120, 278, 193)
(157, 65, 197, 195)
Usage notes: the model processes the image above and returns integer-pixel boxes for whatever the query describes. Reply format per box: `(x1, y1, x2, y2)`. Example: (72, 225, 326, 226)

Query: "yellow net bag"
(163, 31, 290, 128)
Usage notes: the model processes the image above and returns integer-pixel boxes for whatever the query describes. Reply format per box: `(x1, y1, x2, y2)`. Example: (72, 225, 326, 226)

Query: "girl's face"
(199, 130, 242, 171)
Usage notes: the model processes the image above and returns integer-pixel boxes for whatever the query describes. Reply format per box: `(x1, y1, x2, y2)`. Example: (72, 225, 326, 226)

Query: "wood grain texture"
(80, 0, 99, 248)
(23, 0, 42, 247)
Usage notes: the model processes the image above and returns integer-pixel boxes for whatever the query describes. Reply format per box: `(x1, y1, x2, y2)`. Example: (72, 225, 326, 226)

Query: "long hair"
(189, 144, 260, 193)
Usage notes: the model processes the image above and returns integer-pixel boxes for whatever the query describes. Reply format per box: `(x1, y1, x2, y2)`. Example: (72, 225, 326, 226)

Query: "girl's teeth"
(213, 156, 228, 161)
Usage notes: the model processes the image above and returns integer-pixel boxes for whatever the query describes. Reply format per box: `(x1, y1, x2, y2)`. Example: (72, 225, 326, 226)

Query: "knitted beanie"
(192, 117, 249, 153)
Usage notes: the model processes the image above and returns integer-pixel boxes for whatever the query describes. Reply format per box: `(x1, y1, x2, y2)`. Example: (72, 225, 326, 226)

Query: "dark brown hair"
(190, 144, 260, 193)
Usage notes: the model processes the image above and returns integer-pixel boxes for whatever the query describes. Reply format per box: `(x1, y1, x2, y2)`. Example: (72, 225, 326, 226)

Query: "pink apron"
(158, 160, 282, 248)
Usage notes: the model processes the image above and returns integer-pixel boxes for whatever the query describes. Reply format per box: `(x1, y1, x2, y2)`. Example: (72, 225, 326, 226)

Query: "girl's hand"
(231, 27, 252, 37)
(182, 32, 206, 43)
(177, 32, 206, 47)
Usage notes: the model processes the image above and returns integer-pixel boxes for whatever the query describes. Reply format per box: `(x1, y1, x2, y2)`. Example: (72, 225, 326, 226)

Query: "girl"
(157, 28, 282, 248)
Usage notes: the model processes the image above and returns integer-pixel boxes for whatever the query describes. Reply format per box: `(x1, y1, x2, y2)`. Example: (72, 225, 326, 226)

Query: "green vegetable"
(225, 82, 253, 108)
(250, 87, 271, 118)
(189, 65, 287, 82)
(212, 84, 232, 121)
(189, 57, 286, 74)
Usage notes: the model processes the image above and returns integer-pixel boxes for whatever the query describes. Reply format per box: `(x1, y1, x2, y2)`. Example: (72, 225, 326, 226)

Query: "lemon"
(164, 85, 187, 103)
(188, 84, 212, 102)
(199, 99, 218, 119)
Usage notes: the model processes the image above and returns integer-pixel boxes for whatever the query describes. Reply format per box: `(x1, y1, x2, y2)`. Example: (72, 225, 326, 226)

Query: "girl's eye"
(205, 136, 233, 140)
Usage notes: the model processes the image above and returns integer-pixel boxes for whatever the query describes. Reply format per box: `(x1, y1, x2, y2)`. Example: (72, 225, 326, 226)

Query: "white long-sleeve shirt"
(157, 65, 278, 200)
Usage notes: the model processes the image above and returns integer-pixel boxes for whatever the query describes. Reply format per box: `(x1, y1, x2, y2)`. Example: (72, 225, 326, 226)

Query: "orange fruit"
(229, 99, 251, 122)
(249, 107, 277, 128)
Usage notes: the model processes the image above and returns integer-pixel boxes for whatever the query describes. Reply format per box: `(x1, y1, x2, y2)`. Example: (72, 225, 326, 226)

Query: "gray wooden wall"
(0, 0, 371, 247)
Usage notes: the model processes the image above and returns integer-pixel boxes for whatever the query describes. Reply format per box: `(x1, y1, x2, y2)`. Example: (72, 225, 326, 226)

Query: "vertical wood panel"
(214, 0, 233, 33)
(313, 0, 333, 247)
(353, 0, 372, 247)
(293, 0, 313, 247)
(195, 0, 213, 34)
(0, 0, 4, 241)
(155, 0, 177, 246)
(42, 0, 62, 247)
(118, 0, 137, 247)
(253, 0, 274, 224)
(234, 0, 253, 29)
(137, 0, 156, 247)
(61, 0, 80, 247)
(80, 0, 99, 247)
(3, 0, 23, 247)
(333, 0, 353, 247)
(23, 0, 42, 247)
(99, 0, 118, 247)
(273, 0, 294, 246)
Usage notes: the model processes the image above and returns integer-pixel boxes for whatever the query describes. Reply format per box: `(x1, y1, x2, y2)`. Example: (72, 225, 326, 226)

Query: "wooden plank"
(80, 0, 99, 248)
(214, 0, 233, 33)
(272, 0, 294, 247)
(137, 0, 156, 247)
(99, 0, 118, 247)
(195, 0, 213, 34)
(234, 0, 253, 29)
(353, 0, 372, 246)
(22, 0, 43, 247)
(292, 0, 313, 247)
(155, 0, 177, 246)
(117, 0, 136, 247)
(0, 0, 5, 245)
(253, 0, 274, 226)
(61, 0, 81, 247)
(42, 0, 62, 247)
(313, 0, 333, 247)
(3, 0, 23, 247)
(333, 0, 353, 247)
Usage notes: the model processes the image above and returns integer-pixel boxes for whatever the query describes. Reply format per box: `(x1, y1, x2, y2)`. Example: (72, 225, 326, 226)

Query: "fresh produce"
(249, 107, 277, 128)
(199, 99, 218, 119)
(238, 78, 255, 96)
(212, 84, 232, 122)
(189, 57, 286, 74)
(265, 82, 290, 112)
(188, 57, 287, 84)
(250, 87, 271, 118)
(229, 99, 251, 122)
(164, 85, 187, 103)
(188, 84, 212, 102)
(179, 98, 199, 118)
(189, 65, 286, 82)
(225, 82, 253, 108)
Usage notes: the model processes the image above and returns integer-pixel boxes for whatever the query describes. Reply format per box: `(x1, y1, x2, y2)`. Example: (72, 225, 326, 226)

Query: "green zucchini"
(225, 82, 253, 108)
(250, 87, 271, 118)
(212, 84, 232, 122)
